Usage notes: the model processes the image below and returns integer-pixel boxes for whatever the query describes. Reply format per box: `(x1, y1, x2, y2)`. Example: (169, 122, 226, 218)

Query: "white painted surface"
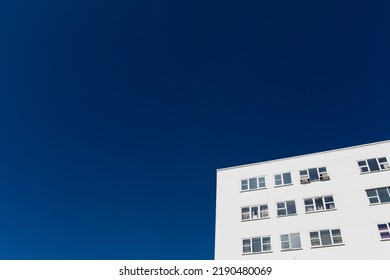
(215, 141, 390, 259)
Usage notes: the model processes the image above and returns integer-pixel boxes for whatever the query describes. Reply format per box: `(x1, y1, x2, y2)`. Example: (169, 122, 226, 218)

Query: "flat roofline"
(216, 140, 390, 172)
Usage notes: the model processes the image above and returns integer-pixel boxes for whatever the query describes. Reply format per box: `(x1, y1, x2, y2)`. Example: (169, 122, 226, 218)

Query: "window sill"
(241, 217, 270, 222)
(240, 187, 267, 193)
(310, 243, 345, 249)
(369, 201, 390, 206)
(360, 168, 390, 175)
(274, 183, 293, 188)
(242, 251, 273, 256)
(305, 208, 337, 214)
(277, 213, 298, 218)
(300, 179, 330, 185)
(281, 248, 303, 252)
(380, 238, 390, 242)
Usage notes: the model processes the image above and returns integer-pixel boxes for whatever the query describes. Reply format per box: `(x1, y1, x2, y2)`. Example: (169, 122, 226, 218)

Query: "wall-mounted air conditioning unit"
(300, 177, 310, 184)
(320, 173, 330, 181)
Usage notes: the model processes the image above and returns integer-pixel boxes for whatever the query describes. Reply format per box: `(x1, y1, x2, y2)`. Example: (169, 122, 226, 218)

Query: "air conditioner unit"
(382, 162, 390, 169)
(300, 177, 310, 184)
(320, 173, 330, 181)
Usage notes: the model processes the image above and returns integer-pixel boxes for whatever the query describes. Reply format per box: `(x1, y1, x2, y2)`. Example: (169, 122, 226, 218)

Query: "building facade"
(215, 141, 390, 259)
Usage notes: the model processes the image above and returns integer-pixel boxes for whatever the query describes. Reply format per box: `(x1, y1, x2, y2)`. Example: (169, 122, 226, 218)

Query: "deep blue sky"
(0, 0, 389, 259)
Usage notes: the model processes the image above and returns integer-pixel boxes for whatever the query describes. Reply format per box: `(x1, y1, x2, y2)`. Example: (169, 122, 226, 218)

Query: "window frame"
(280, 233, 302, 251)
(365, 187, 390, 205)
(276, 200, 297, 217)
(377, 222, 390, 241)
(357, 157, 389, 174)
(240, 176, 266, 192)
(242, 236, 272, 255)
(299, 166, 329, 183)
(304, 195, 336, 213)
(309, 229, 344, 248)
(274, 172, 293, 187)
(241, 204, 269, 221)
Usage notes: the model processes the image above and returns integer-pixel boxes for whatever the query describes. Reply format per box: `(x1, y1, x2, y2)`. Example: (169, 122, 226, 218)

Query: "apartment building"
(215, 140, 390, 259)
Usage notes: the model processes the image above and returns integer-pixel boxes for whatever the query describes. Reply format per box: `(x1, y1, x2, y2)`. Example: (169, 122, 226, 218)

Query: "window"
(277, 200, 296, 217)
(274, 172, 292, 187)
(280, 233, 301, 250)
(304, 196, 335, 213)
(299, 167, 329, 183)
(377, 223, 390, 240)
(365, 187, 390, 204)
(241, 204, 269, 221)
(358, 157, 389, 173)
(242, 236, 271, 254)
(241, 176, 266, 191)
(310, 229, 343, 247)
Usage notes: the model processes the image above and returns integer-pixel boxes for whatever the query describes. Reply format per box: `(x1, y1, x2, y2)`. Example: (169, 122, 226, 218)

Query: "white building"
(215, 140, 390, 259)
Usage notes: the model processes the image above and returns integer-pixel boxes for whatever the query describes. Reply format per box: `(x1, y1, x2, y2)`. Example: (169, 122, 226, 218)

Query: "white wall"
(215, 141, 390, 259)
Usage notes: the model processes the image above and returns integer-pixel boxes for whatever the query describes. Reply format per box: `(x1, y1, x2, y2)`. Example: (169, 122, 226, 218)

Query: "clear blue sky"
(0, 0, 389, 259)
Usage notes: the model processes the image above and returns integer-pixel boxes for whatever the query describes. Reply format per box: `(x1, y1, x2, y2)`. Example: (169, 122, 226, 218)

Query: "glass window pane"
(286, 201, 296, 214)
(380, 232, 390, 239)
(306, 206, 314, 212)
(358, 161, 366, 166)
(369, 197, 380, 204)
(304, 199, 313, 206)
(333, 236, 343, 244)
(281, 241, 290, 249)
(367, 158, 380, 171)
(315, 197, 324, 210)
(278, 209, 286, 216)
(378, 157, 387, 163)
(263, 243, 271, 251)
(241, 180, 248, 190)
(332, 229, 343, 244)
(262, 237, 271, 244)
(300, 170, 307, 176)
(320, 230, 332, 245)
(262, 237, 271, 251)
(331, 229, 341, 236)
(310, 232, 319, 239)
(251, 207, 259, 218)
(243, 246, 251, 253)
(318, 167, 327, 173)
(280, 234, 289, 242)
(275, 175, 282, 185)
(378, 188, 390, 202)
(308, 168, 319, 180)
(283, 173, 292, 184)
(378, 224, 388, 230)
(243, 239, 250, 246)
(366, 189, 377, 197)
(290, 233, 301, 249)
(249, 178, 257, 189)
(252, 238, 261, 252)
(260, 205, 268, 218)
(360, 166, 369, 172)
(258, 177, 266, 188)
(325, 202, 335, 210)
(242, 208, 250, 220)
(310, 238, 320, 246)
(324, 196, 334, 203)
(260, 205, 268, 211)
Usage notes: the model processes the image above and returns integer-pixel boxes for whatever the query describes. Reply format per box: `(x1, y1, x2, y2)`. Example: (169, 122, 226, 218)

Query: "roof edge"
(216, 140, 390, 172)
